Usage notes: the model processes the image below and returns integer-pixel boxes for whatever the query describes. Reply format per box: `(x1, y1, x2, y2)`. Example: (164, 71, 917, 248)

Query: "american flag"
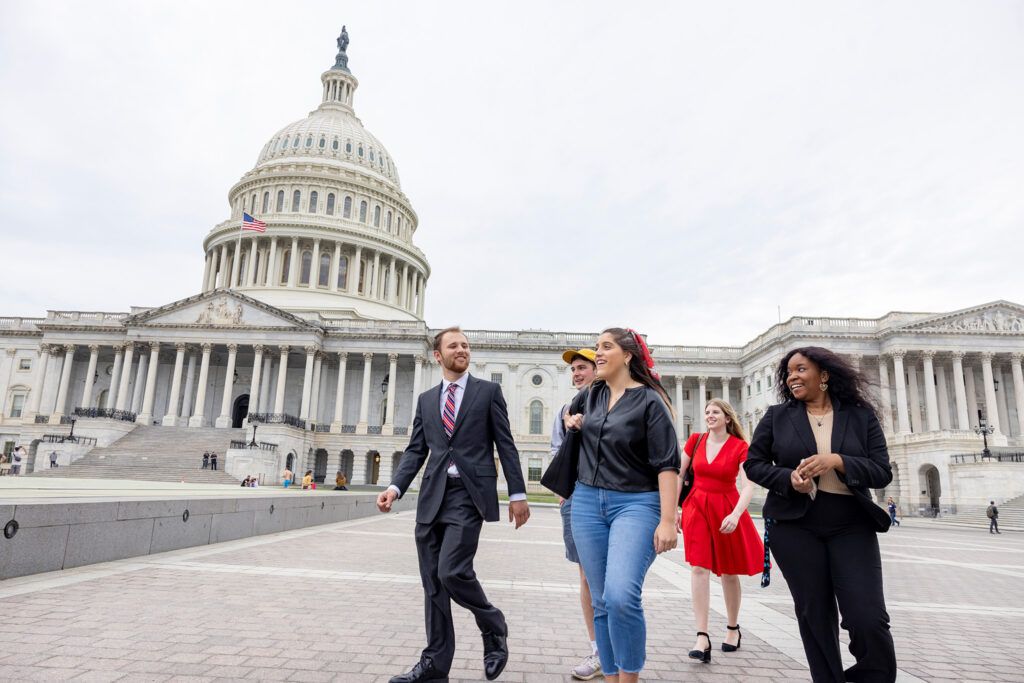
(242, 212, 267, 232)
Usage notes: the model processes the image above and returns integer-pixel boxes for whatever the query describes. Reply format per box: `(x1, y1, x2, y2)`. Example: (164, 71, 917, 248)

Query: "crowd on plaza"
(377, 326, 900, 683)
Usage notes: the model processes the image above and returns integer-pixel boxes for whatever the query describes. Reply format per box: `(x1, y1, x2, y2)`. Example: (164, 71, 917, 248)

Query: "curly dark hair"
(775, 346, 878, 413)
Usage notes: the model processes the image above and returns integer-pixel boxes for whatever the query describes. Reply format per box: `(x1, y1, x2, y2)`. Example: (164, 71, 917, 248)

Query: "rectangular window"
(18, 358, 31, 370)
(682, 389, 690, 401)
(528, 458, 542, 482)
(746, 384, 751, 397)
(705, 390, 712, 401)
(756, 380, 762, 393)
(490, 373, 502, 385)
(10, 394, 25, 418)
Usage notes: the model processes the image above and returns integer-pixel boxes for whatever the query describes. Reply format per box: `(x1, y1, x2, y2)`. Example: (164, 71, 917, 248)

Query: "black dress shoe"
(389, 656, 449, 683)
(482, 631, 509, 680)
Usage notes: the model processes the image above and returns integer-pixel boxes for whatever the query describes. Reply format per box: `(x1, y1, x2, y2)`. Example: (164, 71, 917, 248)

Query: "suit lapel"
(449, 375, 480, 441)
(426, 384, 443, 439)
(831, 399, 849, 454)
(786, 401, 818, 457)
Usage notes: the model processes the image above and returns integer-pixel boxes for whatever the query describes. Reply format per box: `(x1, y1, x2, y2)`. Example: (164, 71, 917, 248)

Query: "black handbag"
(678, 432, 707, 507)
(541, 389, 589, 499)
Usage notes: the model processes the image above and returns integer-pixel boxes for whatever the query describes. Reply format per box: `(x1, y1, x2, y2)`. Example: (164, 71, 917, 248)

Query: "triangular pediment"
(124, 290, 321, 331)
(893, 301, 1024, 334)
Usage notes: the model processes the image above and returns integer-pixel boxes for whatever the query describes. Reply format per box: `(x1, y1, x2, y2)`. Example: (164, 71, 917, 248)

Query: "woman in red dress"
(679, 398, 764, 663)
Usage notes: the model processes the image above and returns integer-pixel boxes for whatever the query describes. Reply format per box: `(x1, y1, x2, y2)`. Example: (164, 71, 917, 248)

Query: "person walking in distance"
(887, 497, 900, 527)
(377, 326, 530, 683)
(551, 348, 601, 680)
(49, 450, 59, 468)
(202, 451, 209, 469)
(987, 501, 1000, 534)
(210, 451, 218, 471)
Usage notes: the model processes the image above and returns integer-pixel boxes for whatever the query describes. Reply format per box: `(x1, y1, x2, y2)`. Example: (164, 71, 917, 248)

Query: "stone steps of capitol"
(30, 466, 240, 485)
(921, 492, 1024, 531)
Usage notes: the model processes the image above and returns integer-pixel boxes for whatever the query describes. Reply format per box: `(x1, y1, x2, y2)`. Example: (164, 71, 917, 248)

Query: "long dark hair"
(601, 327, 674, 416)
(775, 346, 877, 413)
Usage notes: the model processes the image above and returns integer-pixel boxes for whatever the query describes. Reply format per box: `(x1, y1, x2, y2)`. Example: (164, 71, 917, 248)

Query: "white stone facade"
(1, 36, 1022, 516)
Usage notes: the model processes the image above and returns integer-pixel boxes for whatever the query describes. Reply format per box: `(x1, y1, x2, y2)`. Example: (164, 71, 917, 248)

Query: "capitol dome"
(200, 27, 429, 323)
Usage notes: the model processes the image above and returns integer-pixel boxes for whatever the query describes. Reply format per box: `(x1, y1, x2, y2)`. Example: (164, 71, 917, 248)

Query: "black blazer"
(391, 375, 527, 524)
(743, 399, 893, 532)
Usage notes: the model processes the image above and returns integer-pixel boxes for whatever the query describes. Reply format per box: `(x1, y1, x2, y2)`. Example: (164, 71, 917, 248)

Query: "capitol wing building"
(1, 32, 1023, 516)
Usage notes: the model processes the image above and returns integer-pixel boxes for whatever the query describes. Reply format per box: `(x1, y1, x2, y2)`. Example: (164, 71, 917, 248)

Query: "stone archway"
(313, 448, 328, 484)
(340, 449, 354, 481)
(231, 394, 249, 428)
(366, 450, 381, 485)
(920, 464, 941, 516)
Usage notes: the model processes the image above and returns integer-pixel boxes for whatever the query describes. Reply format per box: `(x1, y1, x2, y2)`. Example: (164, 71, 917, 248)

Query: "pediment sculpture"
(196, 299, 245, 326)
(935, 310, 1024, 332)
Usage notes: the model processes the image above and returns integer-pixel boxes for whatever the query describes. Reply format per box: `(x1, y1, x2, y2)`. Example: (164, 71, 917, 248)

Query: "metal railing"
(951, 452, 1024, 463)
(341, 425, 356, 433)
(247, 413, 307, 430)
(73, 407, 137, 422)
(34, 415, 50, 424)
(313, 424, 331, 433)
(368, 426, 383, 435)
(229, 440, 279, 452)
(395, 427, 408, 436)
(43, 434, 97, 446)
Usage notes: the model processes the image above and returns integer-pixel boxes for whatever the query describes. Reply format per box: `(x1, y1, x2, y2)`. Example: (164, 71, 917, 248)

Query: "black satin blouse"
(575, 381, 681, 492)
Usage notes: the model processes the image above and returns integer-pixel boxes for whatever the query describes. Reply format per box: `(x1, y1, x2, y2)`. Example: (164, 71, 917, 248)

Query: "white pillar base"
(188, 415, 210, 428)
(214, 416, 234, 428)
(161, 415, 183, 427)
(381, 425, 395, 436)
(49, 414, 64, 425)
(137, 413, 153, 425)
(356, 422, 368, 435)
(330, 422, 344, 434)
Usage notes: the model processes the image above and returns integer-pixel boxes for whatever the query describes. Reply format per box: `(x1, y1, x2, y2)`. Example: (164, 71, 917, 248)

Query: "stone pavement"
(0, 506, 1021, 682)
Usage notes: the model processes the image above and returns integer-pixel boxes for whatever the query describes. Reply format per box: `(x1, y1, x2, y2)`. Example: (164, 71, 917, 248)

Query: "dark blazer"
(391, 375, 527, 524)
(743, 399, 893, 532)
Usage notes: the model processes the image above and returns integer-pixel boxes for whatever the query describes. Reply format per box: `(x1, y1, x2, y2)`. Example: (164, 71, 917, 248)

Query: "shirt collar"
(442, 372, 469, 392)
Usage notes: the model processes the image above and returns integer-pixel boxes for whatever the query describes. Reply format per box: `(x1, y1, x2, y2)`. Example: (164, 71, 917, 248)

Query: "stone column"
(891, 350, 911, 434)
(130, 351, 149, 414)
(980, 352, 1001, 434)
(720, 377, 730, 405)
(1011, 353, 1024, 437)
(80, 344, 100, 409)
(674, 376, 685, 439)
(299, 346, 316, 422)
(357, 352, 373, 433)
(383, 353, 399, 434)
(287, 236, 299, 287)
(162, 343, 187, 426)
(921, 350, 940, 432)
(352, 246, 363, 295)
(202, 251, 213, 292)
(309, 239, 321, 289)
(259, 355, 273, 413)
(138, 342, 161, 424)
(218, 244, 229, 288)
(906, 362, 922, 433)
(51, 344, 76, 422)
(309, 353, 324, 425)
(215, 343, 239, 428)
(877, 355, 893, 433)
(231, 238, 242, 286)
(274, 346, 289, 414)
(0, 348, 14, 417)
(388, 257, 398, 304)
(331, 352, 349, 431)
(951, 351, 970, 430)
(935, 364, 951, 431)
(247, 238, 259, 286)
(330, 242, 341, 292)
(965, 365, 979, 428)
(114, 343, 135, 411)
(247, 344, 264, 416)
(25, 345, 52, 419)
(267, 237, 278, 286)
(105, 344, 124, 409)
(996, 365, 1012, 436)
(188, 343, 213, 427)
(371, 252, 381, 299)
(417, 277, 426, 317)
(697, 377, 707, 427)
(399, 263, 409, 307)
(180, 349, 197, 420)
(409, 354, 424, 429)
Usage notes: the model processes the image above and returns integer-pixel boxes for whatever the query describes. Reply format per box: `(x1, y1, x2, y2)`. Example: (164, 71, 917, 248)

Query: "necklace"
(806, 406, 832, 427)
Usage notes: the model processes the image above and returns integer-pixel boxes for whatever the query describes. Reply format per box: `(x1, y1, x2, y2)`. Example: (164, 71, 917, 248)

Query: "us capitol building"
(1, 30, 1022, 516)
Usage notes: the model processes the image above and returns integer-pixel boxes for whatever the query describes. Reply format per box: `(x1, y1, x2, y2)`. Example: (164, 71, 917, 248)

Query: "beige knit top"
(806, 410, 851, 495)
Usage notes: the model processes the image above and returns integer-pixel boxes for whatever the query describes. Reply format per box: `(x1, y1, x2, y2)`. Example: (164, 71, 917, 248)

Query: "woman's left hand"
(719, 512, 741, 534)
(796, 453, 843, 479)
(654, 520, 678, 554)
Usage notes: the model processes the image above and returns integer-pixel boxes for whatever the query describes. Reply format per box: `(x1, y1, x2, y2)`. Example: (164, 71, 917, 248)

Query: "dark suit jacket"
(743, 399, 893, 532)
(391, 375, 527, 524)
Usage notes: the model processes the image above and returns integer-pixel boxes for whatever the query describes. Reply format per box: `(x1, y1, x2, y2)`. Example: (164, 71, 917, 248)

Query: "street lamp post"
(974, 409, 994, 459)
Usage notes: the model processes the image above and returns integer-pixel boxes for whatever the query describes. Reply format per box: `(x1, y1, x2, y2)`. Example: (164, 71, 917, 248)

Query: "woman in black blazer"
(744, 346, 896, 683)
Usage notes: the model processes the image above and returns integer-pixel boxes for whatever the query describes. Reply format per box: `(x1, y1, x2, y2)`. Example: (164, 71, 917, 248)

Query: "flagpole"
(235, 210, 245, 289)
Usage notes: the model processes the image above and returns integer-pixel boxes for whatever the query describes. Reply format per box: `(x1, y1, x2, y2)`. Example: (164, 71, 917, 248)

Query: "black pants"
(414, 477, 505, 674)
(211, 461, 217, 470)
(771, 492, 896, 683)
(990, 517, 999, 533)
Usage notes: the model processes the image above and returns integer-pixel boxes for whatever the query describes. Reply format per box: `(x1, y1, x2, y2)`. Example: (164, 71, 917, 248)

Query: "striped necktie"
(443, 382, 458, 439)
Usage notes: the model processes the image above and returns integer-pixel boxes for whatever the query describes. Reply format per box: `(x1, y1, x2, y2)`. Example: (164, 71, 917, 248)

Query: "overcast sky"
(1, 1, 1022, 345)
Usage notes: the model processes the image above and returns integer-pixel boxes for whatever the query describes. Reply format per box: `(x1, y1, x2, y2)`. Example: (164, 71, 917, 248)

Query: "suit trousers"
(414, 476, 506, 673)
(770, 492, 896, 683)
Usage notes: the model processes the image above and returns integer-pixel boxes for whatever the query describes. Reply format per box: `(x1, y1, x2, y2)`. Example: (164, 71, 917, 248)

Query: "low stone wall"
(0, 491, 414, 580)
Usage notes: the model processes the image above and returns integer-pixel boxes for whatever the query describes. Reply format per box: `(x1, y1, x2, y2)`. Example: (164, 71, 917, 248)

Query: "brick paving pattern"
(0, 508, 1020, 681)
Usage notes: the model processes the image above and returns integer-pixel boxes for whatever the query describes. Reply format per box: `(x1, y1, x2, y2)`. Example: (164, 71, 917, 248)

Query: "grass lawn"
(499, 492, 562, 505)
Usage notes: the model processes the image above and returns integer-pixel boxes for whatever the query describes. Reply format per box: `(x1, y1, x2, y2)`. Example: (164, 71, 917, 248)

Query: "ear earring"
(820, 382, 828, 392)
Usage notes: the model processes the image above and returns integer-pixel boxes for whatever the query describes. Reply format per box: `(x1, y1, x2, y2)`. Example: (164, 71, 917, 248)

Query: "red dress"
(681, 433, 764, 576)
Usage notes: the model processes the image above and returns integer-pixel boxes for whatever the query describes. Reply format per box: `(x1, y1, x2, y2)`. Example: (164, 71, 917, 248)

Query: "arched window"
(358, 259, 366, 293)
(369, 149, 375, 161)
(239, 255, 247, 286)
(280, 250, 291, 284)
(359, 200, 368, 223)
(305, 135, 313, 148)
(292, 190, 301, 212)
(309, 191, 318, 213)
(318, 253, 330, 287)
(343, 196, 352, 218)
(280, 136, 288, 150)
(345, 141, 352, 153)
(276, 190, 284, 212)
(332, 138, 339, 151)
(292, 136, 300, 148)
(358, 145, 364, 157)
(337, 255, 348, 289)
(373, 206, 381, 227)
(250, 194, 256, 211)
(326, 193, 335, 215)
(299, 250, 312, 284)
(529, 401, 544, 435)
(262, 192, 269, 214)
(386, 211, 392, 231)
(318, 136, 325, 149)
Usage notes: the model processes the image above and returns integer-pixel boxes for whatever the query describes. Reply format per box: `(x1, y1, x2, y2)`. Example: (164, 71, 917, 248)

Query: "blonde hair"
(704, 398, 747, 442)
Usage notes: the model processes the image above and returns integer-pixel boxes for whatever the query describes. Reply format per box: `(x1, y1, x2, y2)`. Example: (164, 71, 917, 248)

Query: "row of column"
(202, 236, 426, 316)
(881, 350, 1024, 437)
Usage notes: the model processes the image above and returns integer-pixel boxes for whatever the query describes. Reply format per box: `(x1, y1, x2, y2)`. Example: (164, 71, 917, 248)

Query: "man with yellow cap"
(552, 348, 601, 680)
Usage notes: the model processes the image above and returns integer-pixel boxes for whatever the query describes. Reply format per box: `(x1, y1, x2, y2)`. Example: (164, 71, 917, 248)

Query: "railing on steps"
(42, 433, 98, 446)
(341, 425, 356, 433)
(312, 423, 331, 433)
(229, 440, 279, 452)
(951, 452, 1024, 463)
(247, 413, 306, 430)
(73, 407, 137, 422)
(34, 415, 50, 424)
(395, 427, 408, 436)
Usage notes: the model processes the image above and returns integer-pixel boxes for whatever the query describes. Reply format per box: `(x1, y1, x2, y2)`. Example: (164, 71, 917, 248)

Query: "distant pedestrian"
(202, 452, 210, 469)
(49, 450, 59, 468)
(210, 452, 218, 470)
(887, 497, 900, 527)
(282, 467, 293, 488)
(11, 446, 24, 476)
(334, 471, 348, 491)
(987, 501, 1000, 534)
(249, 476, 259, 488)
(301, 470, 313, 490)
(241, 476, 251, 487)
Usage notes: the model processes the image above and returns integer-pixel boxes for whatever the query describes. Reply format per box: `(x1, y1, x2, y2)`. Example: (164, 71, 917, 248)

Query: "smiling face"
(786, 352, 829, 403)
(704, 402, 729, 430)
(594, 332, 631, 381)
(569, 357, 596, 389)
(434, 330, 470, 375)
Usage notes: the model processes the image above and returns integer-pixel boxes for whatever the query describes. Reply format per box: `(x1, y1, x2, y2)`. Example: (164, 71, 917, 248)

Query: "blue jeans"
(571, 481, 661, 675)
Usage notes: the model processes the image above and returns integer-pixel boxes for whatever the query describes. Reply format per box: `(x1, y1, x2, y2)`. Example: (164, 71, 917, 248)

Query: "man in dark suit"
(377, 326, 531, 683)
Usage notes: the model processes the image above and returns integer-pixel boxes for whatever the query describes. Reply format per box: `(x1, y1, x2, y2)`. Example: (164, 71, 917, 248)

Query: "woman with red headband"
(564, 327, 680, 683)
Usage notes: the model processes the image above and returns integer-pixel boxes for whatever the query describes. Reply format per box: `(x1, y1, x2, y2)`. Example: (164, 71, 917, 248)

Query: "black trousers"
(414, 477, 505, 673)
(771, 492, 896, 683)
(990, 517, 999, 533)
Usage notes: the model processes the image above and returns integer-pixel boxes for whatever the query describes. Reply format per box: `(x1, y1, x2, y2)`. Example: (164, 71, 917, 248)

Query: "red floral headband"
(627, 328, 659, 380)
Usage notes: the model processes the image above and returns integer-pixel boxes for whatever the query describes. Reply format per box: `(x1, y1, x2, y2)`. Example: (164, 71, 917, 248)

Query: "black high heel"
(722, 624, 741, 652)
(688, 632, 711, 663)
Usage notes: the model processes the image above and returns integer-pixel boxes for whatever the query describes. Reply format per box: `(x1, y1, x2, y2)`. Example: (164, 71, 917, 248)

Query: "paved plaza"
(0, 504, 1021, 682)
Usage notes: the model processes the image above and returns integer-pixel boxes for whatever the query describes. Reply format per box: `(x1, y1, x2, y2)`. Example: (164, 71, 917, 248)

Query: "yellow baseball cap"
(562, 348, 597, 365)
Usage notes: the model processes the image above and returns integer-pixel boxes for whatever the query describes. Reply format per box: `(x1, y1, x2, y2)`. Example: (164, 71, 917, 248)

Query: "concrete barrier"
(0, 491, 415, 580)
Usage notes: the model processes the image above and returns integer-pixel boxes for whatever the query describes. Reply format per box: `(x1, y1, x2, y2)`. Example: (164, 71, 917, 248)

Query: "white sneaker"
(571, 653, 602, 680)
